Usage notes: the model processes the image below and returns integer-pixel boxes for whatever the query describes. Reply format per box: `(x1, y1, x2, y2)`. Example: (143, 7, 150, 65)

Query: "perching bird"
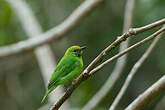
(41, 45, 86, 103)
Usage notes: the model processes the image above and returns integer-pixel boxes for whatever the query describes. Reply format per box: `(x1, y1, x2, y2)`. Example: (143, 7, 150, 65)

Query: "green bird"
(41, 45, 86, 103)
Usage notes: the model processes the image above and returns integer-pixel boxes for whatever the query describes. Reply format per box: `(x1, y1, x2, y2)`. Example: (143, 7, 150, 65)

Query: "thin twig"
(82, 0, 135, 109)
(124, 75, 165, 110)
(109, 29, 164, 110)
(83, 18, 165, 74)
(51, 25, 165, 110)
(89, 27, 165, 75)
(0, 0, 104, 58)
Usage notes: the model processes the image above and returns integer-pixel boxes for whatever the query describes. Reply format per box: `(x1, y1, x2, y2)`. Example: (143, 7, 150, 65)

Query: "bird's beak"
(80, 46, 87, 51)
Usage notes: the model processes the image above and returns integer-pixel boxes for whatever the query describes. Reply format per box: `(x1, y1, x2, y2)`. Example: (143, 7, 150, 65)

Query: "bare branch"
(124, 75, 165, 110)
(109, 29, 164, 110)
(6, 0, 68, 108)
(83, 18, 165, 74)
(89, 27, 165, 75)
(51, 24, 165, 110)
(82, 0, 135, 109)
(0, 0, 104, 58)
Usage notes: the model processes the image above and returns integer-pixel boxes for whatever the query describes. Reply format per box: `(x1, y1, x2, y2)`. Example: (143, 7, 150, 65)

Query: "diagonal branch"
(0, 0, 104, 58)
(83, 18, 165, 74)
(89, 27, 165, 76)
(124, 75, 165, 110)
(51, 24, 165, 110)
(82, 0, 135, 109)
(109, 27, 164, 110)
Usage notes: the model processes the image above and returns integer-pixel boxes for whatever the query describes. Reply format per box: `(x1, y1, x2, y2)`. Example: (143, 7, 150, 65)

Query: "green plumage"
(41, 45, 86, 103)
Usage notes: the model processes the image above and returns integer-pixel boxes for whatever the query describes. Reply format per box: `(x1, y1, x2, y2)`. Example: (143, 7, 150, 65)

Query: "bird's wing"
(48, 57, 79, 89)
(56, 64, 82, 85)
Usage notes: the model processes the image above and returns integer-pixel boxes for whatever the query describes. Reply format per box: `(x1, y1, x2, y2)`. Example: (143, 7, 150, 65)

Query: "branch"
(82, 0, 135, 109)
(83, 18, 165, 73)
(0, 0, 104, 58)
(109, 28, 164, 110)
(51, 24, 165, 110)
(124, 75, 165, 110)
(88, 27, 165, 76)
(6, 0, 68, 108)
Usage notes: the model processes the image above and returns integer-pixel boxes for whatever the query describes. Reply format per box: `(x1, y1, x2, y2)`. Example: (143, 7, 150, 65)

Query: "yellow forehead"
(69, 45, 81, 50)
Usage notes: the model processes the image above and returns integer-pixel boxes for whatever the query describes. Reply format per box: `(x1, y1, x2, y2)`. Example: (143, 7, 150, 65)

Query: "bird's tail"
(41, 85, 58, 104)
(41, 90, 50, 104)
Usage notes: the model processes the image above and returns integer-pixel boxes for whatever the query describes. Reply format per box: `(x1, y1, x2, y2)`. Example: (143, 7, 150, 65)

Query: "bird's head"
(65, 45, 86, 57)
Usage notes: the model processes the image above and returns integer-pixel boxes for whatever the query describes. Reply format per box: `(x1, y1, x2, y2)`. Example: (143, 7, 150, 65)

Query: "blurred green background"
(0, 0, 165, 110)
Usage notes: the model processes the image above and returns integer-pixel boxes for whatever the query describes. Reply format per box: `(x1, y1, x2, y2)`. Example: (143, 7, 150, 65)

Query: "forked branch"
(51, 23, 165, 110)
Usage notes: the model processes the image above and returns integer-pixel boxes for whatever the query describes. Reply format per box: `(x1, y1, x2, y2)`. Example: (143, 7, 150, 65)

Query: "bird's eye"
(73, 50, 77, 52)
